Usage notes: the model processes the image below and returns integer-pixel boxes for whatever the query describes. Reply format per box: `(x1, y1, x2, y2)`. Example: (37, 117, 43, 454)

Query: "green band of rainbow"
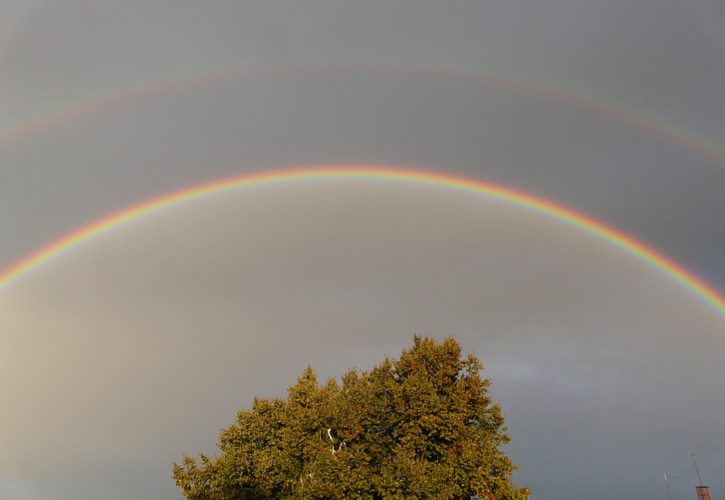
(1, 166, 723, 317)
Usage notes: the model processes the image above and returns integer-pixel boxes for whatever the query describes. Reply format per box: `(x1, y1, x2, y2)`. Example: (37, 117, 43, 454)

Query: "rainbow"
(2, 62, 725, 170)
(1, 166, 723, 318)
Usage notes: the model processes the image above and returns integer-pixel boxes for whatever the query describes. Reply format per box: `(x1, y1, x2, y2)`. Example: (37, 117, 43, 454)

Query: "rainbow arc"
(0, 166, 723, 318)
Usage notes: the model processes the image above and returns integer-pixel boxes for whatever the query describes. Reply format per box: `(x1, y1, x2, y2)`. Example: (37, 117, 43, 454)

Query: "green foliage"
(173, 336, 529, 499)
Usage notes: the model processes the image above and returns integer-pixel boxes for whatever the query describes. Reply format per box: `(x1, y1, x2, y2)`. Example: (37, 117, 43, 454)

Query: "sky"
(0, 1, 723, 498)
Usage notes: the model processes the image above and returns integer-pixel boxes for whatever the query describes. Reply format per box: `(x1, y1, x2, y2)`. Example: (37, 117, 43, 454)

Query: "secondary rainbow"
(2, 62, 725, 170)
(0, 166, 723, 318)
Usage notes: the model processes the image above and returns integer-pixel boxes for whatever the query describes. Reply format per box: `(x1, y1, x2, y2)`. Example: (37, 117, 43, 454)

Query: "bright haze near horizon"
(1, 2, 724, 499)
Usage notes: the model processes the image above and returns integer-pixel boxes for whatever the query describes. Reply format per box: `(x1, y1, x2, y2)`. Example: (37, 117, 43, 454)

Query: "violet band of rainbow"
(0, 166, 723, 318)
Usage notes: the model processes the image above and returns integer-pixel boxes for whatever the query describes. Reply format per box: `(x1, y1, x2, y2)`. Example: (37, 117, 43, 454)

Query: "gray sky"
(0, 2, 724, 499)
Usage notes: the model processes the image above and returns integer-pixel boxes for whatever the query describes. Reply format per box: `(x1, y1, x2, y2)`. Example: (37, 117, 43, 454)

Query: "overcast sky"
(0, 2, 724, 499)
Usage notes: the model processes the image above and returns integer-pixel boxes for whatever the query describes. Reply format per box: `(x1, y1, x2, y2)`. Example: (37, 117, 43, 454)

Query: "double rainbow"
(1, 166, 723, 318)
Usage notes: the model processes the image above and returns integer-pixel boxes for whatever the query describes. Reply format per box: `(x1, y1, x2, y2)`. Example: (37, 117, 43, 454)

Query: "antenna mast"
(692, 454, 703, 486)
(692, 454, 713, 500)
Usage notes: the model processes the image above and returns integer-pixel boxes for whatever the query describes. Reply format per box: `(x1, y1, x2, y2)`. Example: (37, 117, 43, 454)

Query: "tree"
(173, 336, 529, 499)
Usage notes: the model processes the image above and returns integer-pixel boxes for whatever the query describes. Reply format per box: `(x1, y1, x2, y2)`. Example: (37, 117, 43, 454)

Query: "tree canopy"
(173, 336, 529, 499)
